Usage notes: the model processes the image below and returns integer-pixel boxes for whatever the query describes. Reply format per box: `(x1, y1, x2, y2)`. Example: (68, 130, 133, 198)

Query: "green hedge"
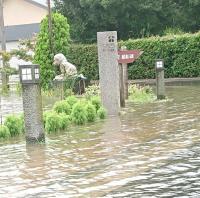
(67, 32, 200, 80)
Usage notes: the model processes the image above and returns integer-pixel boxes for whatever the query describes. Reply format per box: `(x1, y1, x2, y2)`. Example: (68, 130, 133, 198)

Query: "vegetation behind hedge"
(67, 32, 200, 80)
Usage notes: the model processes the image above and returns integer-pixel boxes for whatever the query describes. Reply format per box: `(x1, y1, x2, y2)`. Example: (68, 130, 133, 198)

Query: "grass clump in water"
(97, 107, 107, 119)
(129, 84, 156, 104)
(71, 102, 87, 125)
(90, 96, 101, 112)
(53, 100, 71, 115)
(59, 113, 70, 130)
(4, 115, 24, 136)
(65, 95, 78, 108)
(85, 102, 96, 122)
(0, 125, 10, 139)
(45, 111, 62, 134)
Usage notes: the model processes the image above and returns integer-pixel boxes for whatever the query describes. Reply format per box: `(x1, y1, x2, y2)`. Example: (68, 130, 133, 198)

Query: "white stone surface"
(97, 31, 120, 116)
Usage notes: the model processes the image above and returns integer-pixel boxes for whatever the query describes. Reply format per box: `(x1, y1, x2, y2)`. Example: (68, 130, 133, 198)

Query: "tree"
(54, 0, 200, 43)
(34, 13, 70, 90)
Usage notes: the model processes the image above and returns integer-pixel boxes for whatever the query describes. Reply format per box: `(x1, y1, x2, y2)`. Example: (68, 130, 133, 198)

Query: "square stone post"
(97, 31, 120, 116)
(155, 60, 166, 100)
(19, 65, 45, 143)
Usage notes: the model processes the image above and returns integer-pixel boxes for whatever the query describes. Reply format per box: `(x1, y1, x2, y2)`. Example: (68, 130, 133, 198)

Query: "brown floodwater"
(0, 83, 200, 197)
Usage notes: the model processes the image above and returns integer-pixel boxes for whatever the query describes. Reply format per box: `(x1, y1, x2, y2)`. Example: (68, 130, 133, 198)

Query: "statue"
(53, 53, 77, 80)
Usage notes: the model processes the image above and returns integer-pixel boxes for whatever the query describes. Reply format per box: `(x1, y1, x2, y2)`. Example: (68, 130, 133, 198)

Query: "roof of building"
(25, 0, 48, 9)
(0, 23, 40, 42)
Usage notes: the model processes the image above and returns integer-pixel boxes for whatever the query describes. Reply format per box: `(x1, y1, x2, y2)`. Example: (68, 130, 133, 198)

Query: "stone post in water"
(155, 59, 165, 100)
(19, 64, 45, 143)
(121, 46, 129, 100)
(97, 31, 120, 115)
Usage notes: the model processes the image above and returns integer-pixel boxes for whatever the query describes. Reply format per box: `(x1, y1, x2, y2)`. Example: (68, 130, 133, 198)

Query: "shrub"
(4, 115, 23, 136)
(71, 102, 87, 125)
(97, 107, 107, 119)
(59, 113, 70, 130)
(84, 85, 100, 99)
(85, 102, 96, 122)
(128, 85, 156, 103)
(34, 13, 70, 90)
(45, 111, 62, 134)
(65, 95, 78, 108)
(90, 96, 101, 112)
(0, 125, 10, 139)
(67, 32, 200, 80)
(53, 100, 71, 115)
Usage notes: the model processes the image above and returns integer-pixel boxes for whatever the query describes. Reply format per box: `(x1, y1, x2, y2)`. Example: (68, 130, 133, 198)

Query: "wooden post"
(119, 63, 125, 107)
(0, 0, 6, 51)
(0, 0, 8, 90)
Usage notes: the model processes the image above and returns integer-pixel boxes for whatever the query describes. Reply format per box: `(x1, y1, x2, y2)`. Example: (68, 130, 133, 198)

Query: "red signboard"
(118, 50, 143, 64)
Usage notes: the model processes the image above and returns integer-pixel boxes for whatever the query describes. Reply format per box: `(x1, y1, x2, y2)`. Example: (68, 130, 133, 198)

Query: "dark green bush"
(53, 100, 71, 115)
(97, 107, 107, 119)
(85, 102, 96, 122)
(0, 125, 10, 139)
(90, 96, 101, 112)
(4, 115, 23, 136)
(71, 102, 87, 125)
(34, 13, 70, 90)
(67, 32, 200, 80)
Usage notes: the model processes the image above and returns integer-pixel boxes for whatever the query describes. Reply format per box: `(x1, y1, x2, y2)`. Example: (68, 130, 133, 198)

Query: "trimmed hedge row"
(67, 32, 200, 80)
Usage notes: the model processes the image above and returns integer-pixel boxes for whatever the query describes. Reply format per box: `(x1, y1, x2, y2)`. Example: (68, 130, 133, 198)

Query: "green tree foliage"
(54, 0, 200, 43)
(34, 13, 70, 90)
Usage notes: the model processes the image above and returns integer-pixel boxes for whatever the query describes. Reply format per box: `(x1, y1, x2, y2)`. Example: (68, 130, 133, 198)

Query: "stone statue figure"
(53, 53, 77, 80)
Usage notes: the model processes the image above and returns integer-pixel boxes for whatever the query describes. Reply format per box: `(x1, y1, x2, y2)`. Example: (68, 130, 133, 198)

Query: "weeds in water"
(97, 107, 107, 119)
(45, 111, 62, 134)
(90, 96, 101, 112)
(0, 125, 10, 139)
(59, 113, 70, 130)
(71, 102, 87, 125)
(86, 102, 96, 122)
(65, 95, 78, 108)
(128, 84, 156, 104)
(53, 100, 71, 115)
(4, 115, 24, 136)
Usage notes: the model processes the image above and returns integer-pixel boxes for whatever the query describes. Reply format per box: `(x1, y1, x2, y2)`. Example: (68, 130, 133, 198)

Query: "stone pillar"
(121, 46, 128, 100)
(155, 60, 165, 100)
(19, 65, 45, 143)
(97, 31, 120, 116)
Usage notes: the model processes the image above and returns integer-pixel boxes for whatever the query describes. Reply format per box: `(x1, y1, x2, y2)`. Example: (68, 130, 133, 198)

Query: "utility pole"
(0, 0, 6, 51)
(0, 0, 8, 91)
(47, 0, 53, 54)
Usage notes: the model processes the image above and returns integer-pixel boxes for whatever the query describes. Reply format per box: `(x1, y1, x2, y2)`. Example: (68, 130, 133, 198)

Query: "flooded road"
(1, 84, 200, 197)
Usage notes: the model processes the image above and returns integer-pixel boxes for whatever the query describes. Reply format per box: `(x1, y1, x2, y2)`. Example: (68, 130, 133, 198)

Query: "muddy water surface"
(0, 84, 200, 197)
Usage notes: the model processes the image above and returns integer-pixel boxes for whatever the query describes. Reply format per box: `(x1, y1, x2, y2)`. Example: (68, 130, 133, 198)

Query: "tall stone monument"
(97, 31, 120, 115)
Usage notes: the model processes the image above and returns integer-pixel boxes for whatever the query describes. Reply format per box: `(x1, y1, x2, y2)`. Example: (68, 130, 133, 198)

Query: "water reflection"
(0, 84, 200, 197)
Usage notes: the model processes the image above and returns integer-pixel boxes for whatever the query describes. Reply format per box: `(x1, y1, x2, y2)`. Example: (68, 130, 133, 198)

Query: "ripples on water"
(0, 85, 200, 197)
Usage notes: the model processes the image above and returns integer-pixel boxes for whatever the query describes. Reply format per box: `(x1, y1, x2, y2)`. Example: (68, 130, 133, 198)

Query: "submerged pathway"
(0, 83, 200, 197)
